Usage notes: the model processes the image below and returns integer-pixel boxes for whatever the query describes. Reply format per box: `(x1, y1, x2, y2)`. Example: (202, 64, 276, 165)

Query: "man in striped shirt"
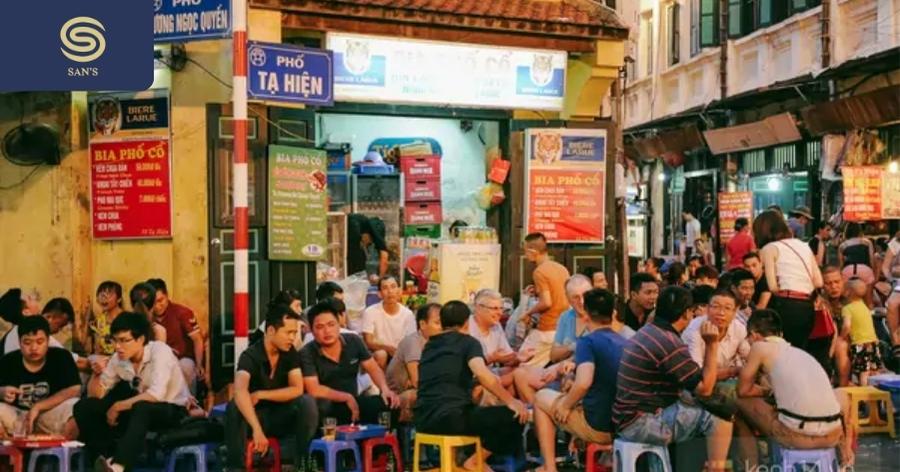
(613, 286, 733, 472)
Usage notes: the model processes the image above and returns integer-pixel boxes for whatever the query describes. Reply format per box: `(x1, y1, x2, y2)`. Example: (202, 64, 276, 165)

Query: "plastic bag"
(339, 272, 372, 331)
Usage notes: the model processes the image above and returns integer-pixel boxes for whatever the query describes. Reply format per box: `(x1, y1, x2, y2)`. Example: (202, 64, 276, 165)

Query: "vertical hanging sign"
(267, 145, 328, 261)
(524, 129, 606, 243)
(88, 90, 172, 239)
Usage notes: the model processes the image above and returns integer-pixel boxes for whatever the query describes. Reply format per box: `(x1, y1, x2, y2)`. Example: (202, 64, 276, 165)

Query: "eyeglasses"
(477, 304, 503, 311)
(112, 336, 136, 345)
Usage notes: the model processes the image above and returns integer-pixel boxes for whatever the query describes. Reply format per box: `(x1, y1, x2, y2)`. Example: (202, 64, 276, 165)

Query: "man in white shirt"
(466, 289, 521, 397)
(683, 211, 702, 258)
(74, 312, 191, 472)
(361, 276, 416, 369)
(682, 289, 750, 376)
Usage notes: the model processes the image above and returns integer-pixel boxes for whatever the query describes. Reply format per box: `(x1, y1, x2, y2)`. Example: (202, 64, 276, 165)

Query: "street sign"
(153, 0, 232, 43)
(247, 41, 334, 106)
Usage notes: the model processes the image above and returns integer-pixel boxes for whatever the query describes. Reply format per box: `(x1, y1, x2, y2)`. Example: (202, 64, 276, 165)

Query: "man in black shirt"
(300, 300, 399, 426)
(415, 301, 528, 470)
(226, 304, 318, 470)
(619, 272, 659, 331)
(743, 252, 771, 308)
(0, 316, 81, 438)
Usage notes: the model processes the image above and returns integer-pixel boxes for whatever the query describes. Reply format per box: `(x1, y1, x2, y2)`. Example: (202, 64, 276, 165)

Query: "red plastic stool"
(361, 433, 402, 472)
(0, 445, 23, 472)
(244, 437, 282, 471)
(585, 442, 613, 472)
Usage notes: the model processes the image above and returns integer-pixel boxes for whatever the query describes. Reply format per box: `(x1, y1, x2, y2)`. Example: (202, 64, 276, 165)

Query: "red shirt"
(158, 302, 199, 359)
(726, 231, 755, 270)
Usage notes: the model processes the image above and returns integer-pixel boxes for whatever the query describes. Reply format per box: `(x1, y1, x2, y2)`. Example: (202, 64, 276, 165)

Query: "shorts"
(617, 401, 716, 446)
(850, 342, 885, 377)
(535, 389, 611, 445)
(0, 397, 77, 436)
(842, 264, 875, 286)
(519, 329, 556, 368)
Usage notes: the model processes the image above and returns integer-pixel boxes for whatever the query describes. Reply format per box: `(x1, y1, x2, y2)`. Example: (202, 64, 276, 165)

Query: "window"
(691, 0, 700, 56)
(641, 13, 654, 76)
(699, 0, 719, 48)
(668, 3, 681, 66)
(758, 0, 788, 27)
(729, 0, 757, 38)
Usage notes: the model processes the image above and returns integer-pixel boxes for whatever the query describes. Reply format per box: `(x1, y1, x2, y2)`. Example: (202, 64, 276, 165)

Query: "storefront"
(197, 1, 629, 387)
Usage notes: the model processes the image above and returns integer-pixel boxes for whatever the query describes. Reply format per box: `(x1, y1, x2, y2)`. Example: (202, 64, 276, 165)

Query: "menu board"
(267, 145, 328, 261)
(90, 140, 172, 239)
(843, 166, 882, 222)
(882, 171, 900, 219)
(718, 192, 753, 245)
(525, 129, 606, 243)
(88, 90, 172, 240)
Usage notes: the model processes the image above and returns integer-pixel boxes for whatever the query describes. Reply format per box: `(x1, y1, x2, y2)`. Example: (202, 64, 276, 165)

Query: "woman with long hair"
(754, 210, 823, 351)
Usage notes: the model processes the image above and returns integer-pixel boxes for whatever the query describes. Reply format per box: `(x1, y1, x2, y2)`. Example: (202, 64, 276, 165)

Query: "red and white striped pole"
(231, 0, 250, 359)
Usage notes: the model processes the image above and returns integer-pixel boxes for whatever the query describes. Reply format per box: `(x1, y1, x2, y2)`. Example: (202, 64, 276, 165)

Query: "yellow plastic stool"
(412, 433, 484, 472)
(840, 386, 896, 438)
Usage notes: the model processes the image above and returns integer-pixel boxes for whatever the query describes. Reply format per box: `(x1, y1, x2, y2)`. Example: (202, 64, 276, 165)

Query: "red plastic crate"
(405, 201, 442, 225)
(400, 155, 441, 178)
(404, 176, 442, 202)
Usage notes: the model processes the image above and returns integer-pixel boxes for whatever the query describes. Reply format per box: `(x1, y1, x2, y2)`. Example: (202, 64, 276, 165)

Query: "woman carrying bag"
(754, 210, 823, 352)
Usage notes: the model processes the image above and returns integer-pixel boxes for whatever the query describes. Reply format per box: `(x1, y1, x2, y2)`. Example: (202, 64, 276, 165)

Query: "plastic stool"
(613, 439, 672, 472)
(361, 433, 402, 472)
(412, 434, 483, 472)
(586, 443, 613, 472)
(27, 446, 84, 472)
(309, 439, 362, 472)
(774, 446, 839, 472)
(244, 437, 282, 471)
(0, 446, 22, 472)
(841, 386, 896, 438)
(488, 454, 520, 472)
(165, 444, 210, 472)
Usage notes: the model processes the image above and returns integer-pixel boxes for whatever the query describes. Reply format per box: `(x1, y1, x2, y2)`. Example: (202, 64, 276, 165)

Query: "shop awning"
(629, 124, 705, 160)
(800, 85, 900, 136)
(702, 113, 803, 155)
(251, 0, 628, 51)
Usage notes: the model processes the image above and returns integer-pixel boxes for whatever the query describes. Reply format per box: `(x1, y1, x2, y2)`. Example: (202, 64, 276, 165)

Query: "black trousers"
(769, 295, 814, 351)
(416, 406, 522, 455)
(225, 395, 319, 468)
(315, 395, 394, 427)
(73, 382, 186, 469)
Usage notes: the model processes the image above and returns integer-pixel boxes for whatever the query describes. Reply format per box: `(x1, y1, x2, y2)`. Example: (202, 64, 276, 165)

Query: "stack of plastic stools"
(412, 434, 482, 472)
(26, 446, 84, 472)
(0, 445, 23, 472)
(613, 439, 672, 472)
(773, 445, 839, 472)
(361, 433, 402, 472)
(165, 444, 214, 472)
(309, 439, 362, 472)
(244, 438, 282, 471)
(585, 443, 613, 472)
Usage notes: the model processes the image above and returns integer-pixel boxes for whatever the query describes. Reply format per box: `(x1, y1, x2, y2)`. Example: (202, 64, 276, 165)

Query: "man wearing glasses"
(74, 312, 191, 472)
(466, 289, 521, 399)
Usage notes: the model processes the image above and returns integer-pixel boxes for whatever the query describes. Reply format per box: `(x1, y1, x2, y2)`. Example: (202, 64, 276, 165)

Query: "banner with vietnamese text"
(718, 192, 753, 245)
(525, 129, 606, 243)
(843, 166, 883, 222)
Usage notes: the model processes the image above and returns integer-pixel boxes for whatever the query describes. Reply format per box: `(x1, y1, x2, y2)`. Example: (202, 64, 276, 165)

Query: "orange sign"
(718, 192, 753, 245)
(843, 166, 883, 222)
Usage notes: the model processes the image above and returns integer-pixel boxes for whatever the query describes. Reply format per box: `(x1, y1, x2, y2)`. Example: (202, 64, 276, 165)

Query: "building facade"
(618, 0, 900, 259)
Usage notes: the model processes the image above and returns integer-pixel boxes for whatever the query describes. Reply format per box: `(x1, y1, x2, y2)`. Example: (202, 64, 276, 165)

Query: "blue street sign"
(153, 0, 231, 43)
(247, 41, 334, 106)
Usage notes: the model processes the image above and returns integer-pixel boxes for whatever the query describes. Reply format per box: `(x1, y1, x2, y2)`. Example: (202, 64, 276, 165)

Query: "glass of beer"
(378, 411, 391, 431)
(322, 417, 337, 441)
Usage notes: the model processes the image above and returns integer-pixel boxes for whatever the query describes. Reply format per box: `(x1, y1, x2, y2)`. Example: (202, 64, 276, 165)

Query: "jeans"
(225, 395, 318, 468)
(73, 382, 186, 469)
(617, 401, 714, 446)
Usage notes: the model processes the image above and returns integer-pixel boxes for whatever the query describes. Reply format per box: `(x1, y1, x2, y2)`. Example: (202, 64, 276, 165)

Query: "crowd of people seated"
(0, 228, 896, 471)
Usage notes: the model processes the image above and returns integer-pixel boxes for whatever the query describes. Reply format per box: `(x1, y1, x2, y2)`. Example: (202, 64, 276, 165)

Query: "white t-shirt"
(100, 341, 191, 406)
(360, 302, 416, 349)
(767, 239, 817, 294)
(686, 219, 702, 248)
(682, 315, 750, 369)
(467, 315, 513, 359)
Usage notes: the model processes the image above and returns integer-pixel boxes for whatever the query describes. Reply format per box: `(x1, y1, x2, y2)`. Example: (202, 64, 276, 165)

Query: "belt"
(777, 408, 843, 431)
(773, 290, 812, 301)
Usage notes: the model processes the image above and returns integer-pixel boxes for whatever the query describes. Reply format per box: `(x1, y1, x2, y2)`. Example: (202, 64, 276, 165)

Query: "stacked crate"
(401, 155, 442, 239)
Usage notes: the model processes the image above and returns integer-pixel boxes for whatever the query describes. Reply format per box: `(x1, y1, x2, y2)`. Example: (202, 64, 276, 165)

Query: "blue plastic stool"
(165, 444, 212, 472)
(309, 439, 362, 472)
(613, 439, 672, 472)
(489, 454, 520, 472)
(774, 446, 839, 472)
(26, 446, 85, 472)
